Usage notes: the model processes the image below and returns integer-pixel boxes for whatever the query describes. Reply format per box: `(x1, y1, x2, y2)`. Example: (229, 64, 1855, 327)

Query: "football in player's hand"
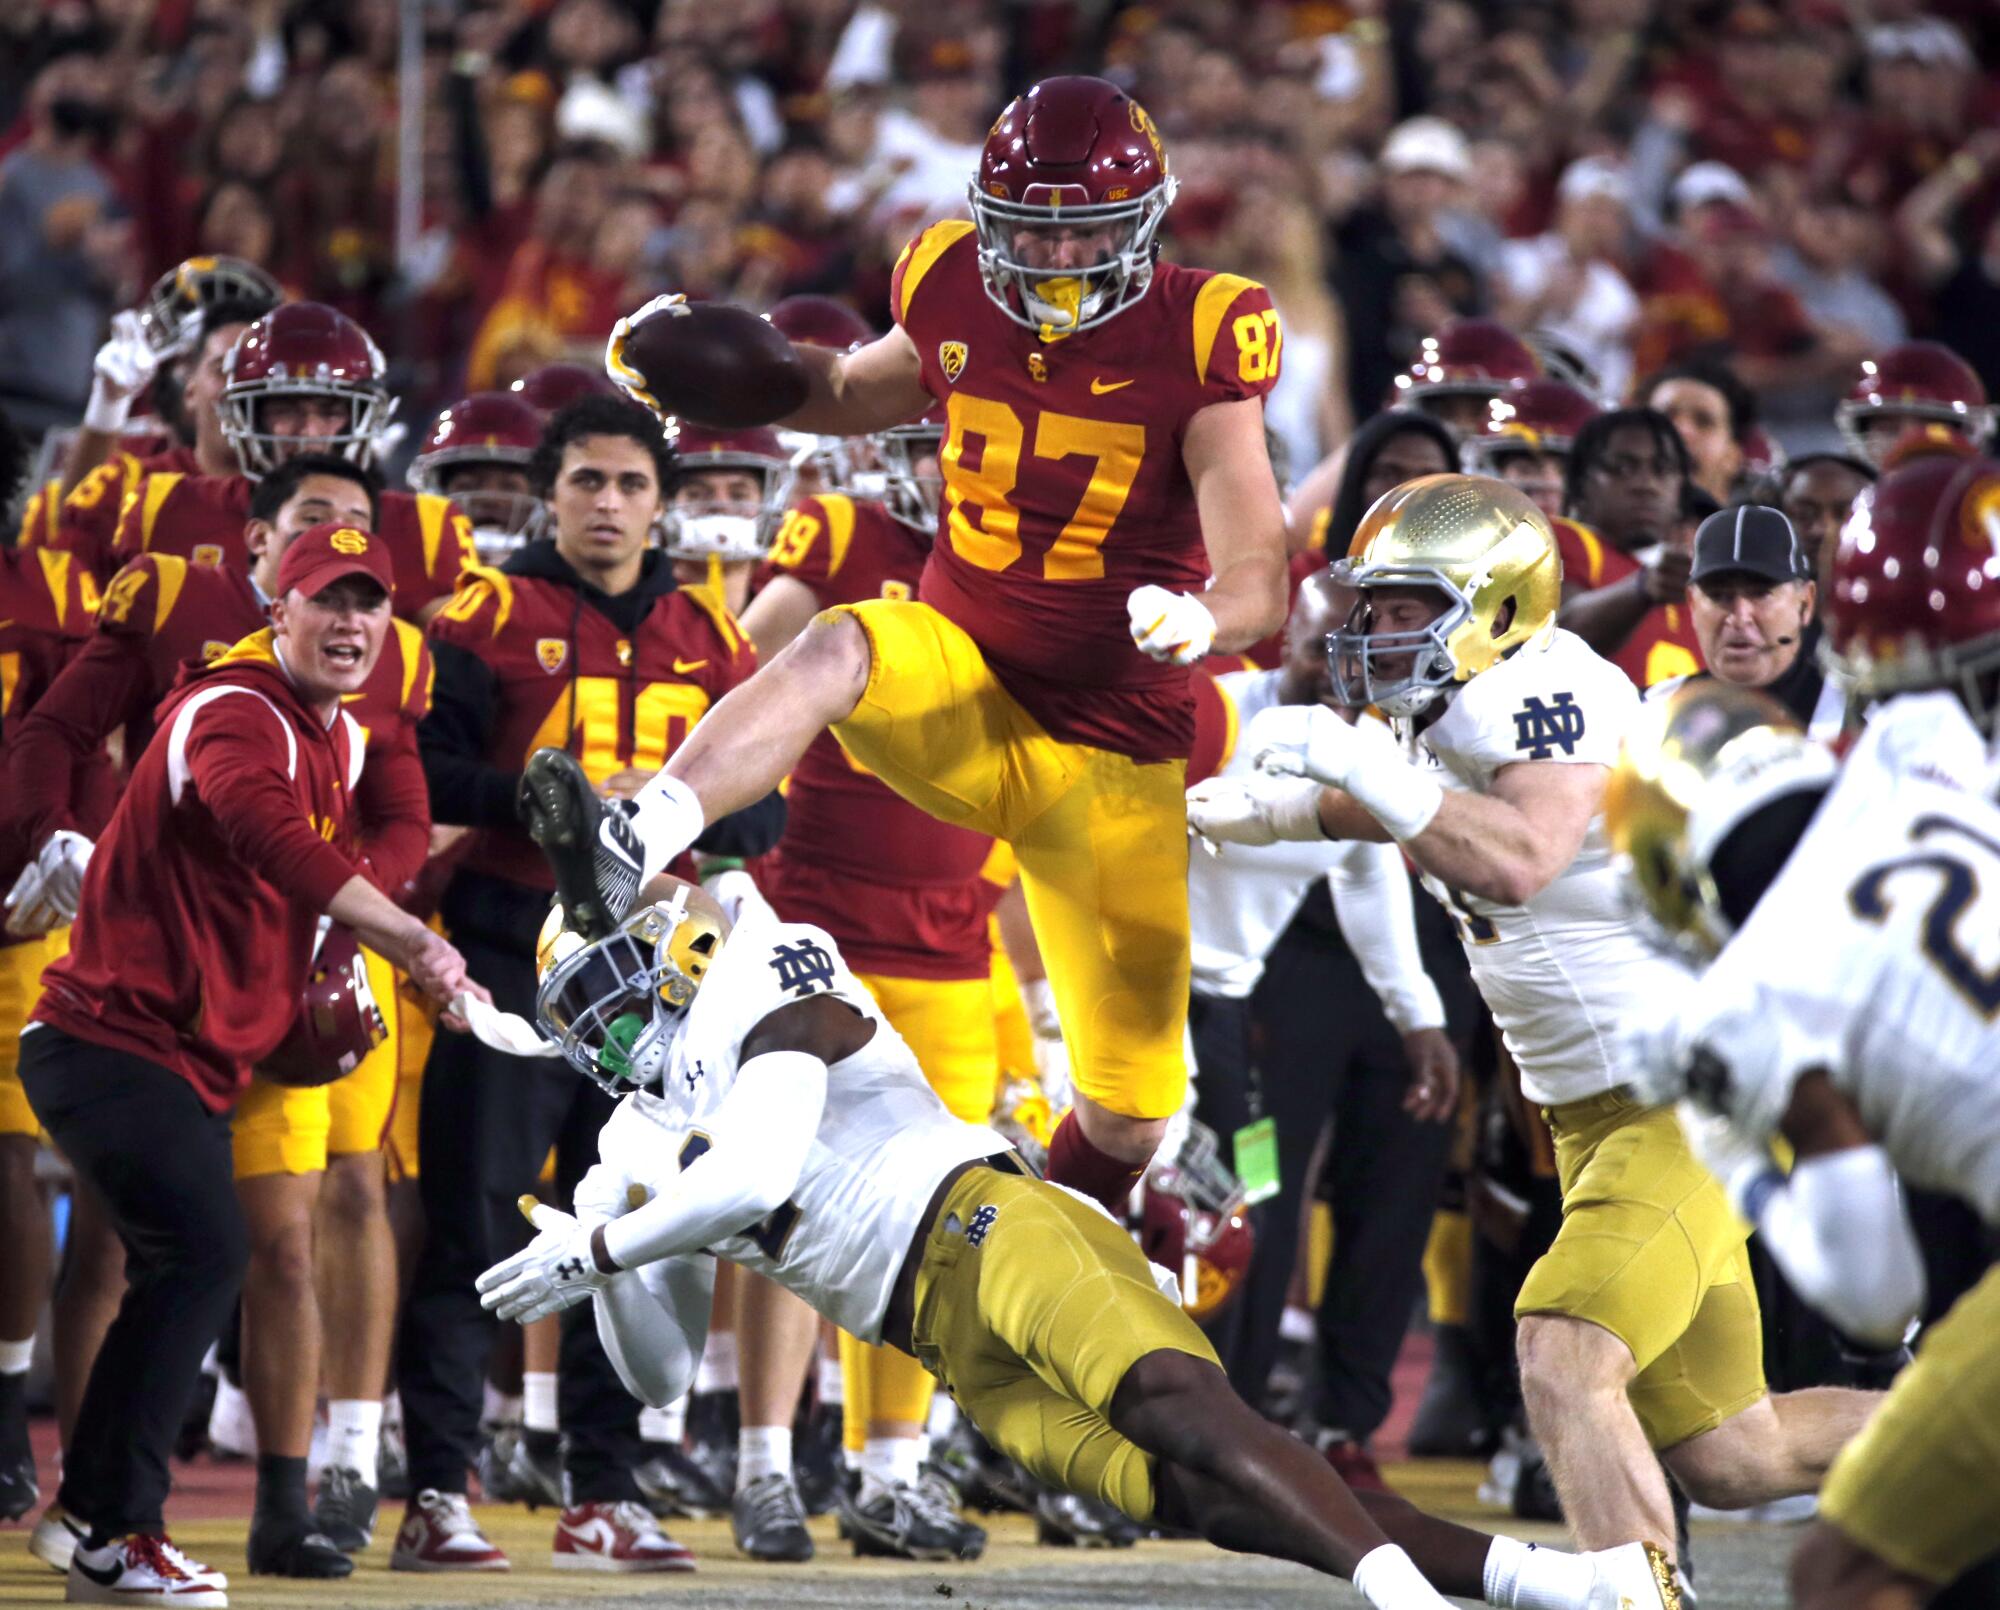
(607, 296, 810, 429)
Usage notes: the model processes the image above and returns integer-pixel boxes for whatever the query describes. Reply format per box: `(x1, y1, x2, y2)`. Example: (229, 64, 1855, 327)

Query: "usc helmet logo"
(329, 528, 370, 555)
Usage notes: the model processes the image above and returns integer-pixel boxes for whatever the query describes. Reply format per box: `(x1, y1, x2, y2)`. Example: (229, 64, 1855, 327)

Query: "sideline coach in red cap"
(18, 523, 482, 1606)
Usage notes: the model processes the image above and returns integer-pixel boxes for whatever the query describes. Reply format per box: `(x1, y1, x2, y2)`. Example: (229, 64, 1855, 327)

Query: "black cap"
(1691, 504, 1810, 587)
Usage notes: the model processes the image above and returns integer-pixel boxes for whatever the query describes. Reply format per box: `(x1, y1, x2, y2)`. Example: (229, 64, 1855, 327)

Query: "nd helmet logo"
(1512, 693, 1586, 759)
(939, 341, 968, 383)
(329, 528, 369, 554)
(536, 638, 568, 673)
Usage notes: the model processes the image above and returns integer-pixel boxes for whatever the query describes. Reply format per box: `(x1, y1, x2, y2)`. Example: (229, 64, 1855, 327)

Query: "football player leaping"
(544, 75, 1290, 1215)
(478, 873, 1680, 1610)
(1188, 475, 1880, 1590)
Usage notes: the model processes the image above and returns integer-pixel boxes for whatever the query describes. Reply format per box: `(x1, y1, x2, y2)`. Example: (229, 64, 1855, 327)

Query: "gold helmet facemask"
(1325, 474, 1562, 719)
(1604, 682, 1837, 962)
(534, 885, 728, 1095)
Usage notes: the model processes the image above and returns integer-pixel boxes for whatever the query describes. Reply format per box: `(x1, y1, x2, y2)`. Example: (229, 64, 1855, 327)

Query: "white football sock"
(640, 1399, 686, 1444)
(860, 1435, 922, 1490)
(326, 1399, 383, 1487)
(1353, 1543, 1454, 1608)
(482, 1383, 522, 1427)
(523, 1371, 558, 1434)
(0, 1336, 33, 1374)
(1484, 1536, 1598, 1609)
(815, 1351, 843, 1405)
(737, 1426, 792, 1488)
(695, 1330, 739, 1394)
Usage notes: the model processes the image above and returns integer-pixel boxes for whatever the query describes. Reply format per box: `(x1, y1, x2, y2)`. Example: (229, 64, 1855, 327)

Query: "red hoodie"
(33, 630, 366, 1111)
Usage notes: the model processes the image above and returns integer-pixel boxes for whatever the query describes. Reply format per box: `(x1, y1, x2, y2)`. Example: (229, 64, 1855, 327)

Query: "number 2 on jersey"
(1848, 814, 2000, 1018)
(942, 394, 1145, 581)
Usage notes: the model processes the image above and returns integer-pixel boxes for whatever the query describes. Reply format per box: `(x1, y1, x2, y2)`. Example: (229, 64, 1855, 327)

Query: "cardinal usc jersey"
(586, 910, 1009, 1341)
(111, 471, 475, 620)
(1397, 627, 1684, 1105)
(757, 492, 1004, 979)
(23, 443, 202, 584)
(1692, 766, 2000, 1226)
(0, 546, 97, 872)
(893, 220, 1282, 762)
(1554, 516, 1701, 690)
(428, 562, 756, 890)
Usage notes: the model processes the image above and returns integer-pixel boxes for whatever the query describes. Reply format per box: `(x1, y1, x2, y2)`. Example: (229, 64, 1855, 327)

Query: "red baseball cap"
(275, 521, 396, 603)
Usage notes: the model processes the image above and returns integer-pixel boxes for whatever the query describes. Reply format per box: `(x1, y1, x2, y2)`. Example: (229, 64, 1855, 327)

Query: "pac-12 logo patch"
(192, 544, 224, 569)
(939, 341, 968, 383)
(536, 638, 568, 673)
(1512, 692, 1586, 759)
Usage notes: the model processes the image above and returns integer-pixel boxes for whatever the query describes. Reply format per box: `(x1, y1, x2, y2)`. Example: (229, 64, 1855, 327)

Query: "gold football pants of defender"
(830, 599, 1191, 1122)
(911, 1165, 1220, 1519)
(0, 929, 66, 1139)
(1819, 1260, 2000, 1585)
(841, 970, 1002, 1453)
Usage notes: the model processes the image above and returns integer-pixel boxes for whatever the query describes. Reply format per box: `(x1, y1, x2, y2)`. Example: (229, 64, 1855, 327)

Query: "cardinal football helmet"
(1327, 474, 1561, 718)
(221, 303, 394, 477)
(1138, 1121, 1254, 1321)
(1824, 451, 2000, 734)
(767, 296, 876, 491)
(661, 422, 795, 563)
(408, 392, 545, 560)
(1605, 682, 1834, 961)
(1393, 319, 1539, 414)
(536, 884, 729, 1095)
(968, 75, 1177, 339)
(257, 922, 389, 1088)
(509, 361, 617, 416)
(137, 254, 284, 360)
(1460, 379, 1600, 517)
(1837, 341, 1994, 466)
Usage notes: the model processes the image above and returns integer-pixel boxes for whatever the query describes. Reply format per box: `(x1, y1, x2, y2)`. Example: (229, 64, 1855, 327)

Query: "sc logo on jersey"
(769, 939, 835, 999)
(1512, 693, 1586, 759)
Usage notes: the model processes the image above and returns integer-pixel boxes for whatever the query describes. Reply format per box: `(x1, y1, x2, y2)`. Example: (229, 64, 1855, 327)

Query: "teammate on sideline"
(1187, 475, 1880, 1588)
(480, 871, 1678, 1610)
(564, 75, 1291, 1216)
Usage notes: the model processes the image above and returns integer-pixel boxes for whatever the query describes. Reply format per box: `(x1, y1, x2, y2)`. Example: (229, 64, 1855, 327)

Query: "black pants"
(1222, 895, 1469, 1436)
(20, 1027, 248, 1538)
(397, 929, 641, 1503)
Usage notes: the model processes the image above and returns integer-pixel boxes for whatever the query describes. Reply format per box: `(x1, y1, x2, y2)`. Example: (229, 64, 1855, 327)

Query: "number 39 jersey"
(1693, 756, 2000, 1225)
(893, 220, 1281, 763)
(592, 911, 1011, 1341)
(1399, 627, 1685, 1105)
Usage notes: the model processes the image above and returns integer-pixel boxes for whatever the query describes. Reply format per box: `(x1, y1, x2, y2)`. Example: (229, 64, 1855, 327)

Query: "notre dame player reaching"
(479, 875, 1679, 1609)
(1189, 475, 1882, 1591)
(550, 75, 1291, 1219)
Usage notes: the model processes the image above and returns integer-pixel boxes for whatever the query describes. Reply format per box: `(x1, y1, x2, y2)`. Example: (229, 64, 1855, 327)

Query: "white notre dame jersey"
(595, 911, 1011, 1342)
(1396, 627, 1686, 1105)
(1692, 752, 2000, 1226)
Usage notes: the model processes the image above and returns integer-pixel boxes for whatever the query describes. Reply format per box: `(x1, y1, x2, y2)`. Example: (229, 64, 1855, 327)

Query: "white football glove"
(37, 831, 93, 923)
(477, 1199, 615, 1324)
(605, 292, 687, 409)
(84, 310, 159, 433)
(1254, 703, 1368, 791)
(1620, 1007, 1694, 1109)
(1127, 585, 1216, 665)
(3, 863, 56, 939)
(1018, 977, 1073, 1112)
(1184, 772, 1324, 850)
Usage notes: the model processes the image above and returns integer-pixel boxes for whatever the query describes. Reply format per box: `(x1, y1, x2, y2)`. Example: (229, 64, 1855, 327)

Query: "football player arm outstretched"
(776, 326, 934, 440)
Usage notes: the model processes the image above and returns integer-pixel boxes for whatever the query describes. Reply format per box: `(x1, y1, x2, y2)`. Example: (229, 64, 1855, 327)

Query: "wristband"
(1265, 776, 1330, 842)
(83, 379, 134, 435)
(1344, 759, 1444, 842)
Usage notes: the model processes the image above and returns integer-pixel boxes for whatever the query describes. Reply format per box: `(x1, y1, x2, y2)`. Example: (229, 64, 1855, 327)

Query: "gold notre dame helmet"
(1605, 682, 1837, 961)
(534, 882, 730, 1093)
(1326, 474, 1562, 717)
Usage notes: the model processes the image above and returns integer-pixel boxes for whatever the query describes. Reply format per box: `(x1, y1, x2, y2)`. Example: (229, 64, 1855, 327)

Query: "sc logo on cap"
(329, 528, 370, 555)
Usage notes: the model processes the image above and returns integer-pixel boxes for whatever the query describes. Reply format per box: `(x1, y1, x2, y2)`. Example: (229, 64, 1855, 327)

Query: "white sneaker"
(552, 1499, 695, 1572)
(31, 1503, 90, 1573)
(67, 1534, 228, 1606)
(1582, 1540, 1684, 1610)
(390, 1488, 510, 1572)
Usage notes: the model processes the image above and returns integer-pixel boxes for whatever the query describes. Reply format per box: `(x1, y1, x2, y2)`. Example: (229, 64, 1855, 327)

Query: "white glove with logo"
(1184, 772, 1324, 850)
(84, 311, 160, 434)
(37, 831, 94, 923)
(1127, 585, 1217, 665)
(478, 1198, 615, 1324)
(605, 292, 687, 409)
(1018, 977, 1073, 1112)
(3, 863, 56, 939)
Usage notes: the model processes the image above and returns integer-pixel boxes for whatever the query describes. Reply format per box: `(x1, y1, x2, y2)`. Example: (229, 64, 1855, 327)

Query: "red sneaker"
(553, 1500, 696, 1572)
(1318, 1433, 1389, 1494)
(389, 1489, 510, 1572)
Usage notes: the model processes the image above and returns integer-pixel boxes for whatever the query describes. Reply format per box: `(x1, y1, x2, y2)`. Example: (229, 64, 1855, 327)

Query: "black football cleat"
(1033, 1487, 1141, 1549)
(731, 1472, 814, 1563)
(518, 748, 645, 942)
(312, 1465, 379, 1552)
(248, 1515, 355, 1578)
(843, 1472, 986, 1562)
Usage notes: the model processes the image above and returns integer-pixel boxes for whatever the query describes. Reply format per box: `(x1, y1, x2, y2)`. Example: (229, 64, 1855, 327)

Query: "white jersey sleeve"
(1420, 628, 1638, 788)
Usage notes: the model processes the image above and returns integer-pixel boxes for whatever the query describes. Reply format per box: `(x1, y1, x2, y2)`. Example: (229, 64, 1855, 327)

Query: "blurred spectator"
(1645, 357, 1757, 505)
(0, 52, 135, 436)
(1897, 130, 2000, 400)
(1333, 116, 1483, 421)
(1780, 452, 1875, 594)
(1494, 158, 1641, 403)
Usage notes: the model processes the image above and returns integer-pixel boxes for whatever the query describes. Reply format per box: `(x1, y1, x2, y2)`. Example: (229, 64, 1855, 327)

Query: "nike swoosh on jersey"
(1090, 378, 1135, 395)
(672, 657, 708, 674)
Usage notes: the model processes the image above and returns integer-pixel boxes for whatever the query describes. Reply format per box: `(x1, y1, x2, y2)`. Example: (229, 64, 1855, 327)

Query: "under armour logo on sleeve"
(1512, 693, 1586, 759)
(769, 939, 836, 999)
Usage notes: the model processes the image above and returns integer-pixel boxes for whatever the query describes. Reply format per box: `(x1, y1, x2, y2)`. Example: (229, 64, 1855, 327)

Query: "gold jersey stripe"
(897, 220, 976, 324)
(1190, 273, 1263, 384)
